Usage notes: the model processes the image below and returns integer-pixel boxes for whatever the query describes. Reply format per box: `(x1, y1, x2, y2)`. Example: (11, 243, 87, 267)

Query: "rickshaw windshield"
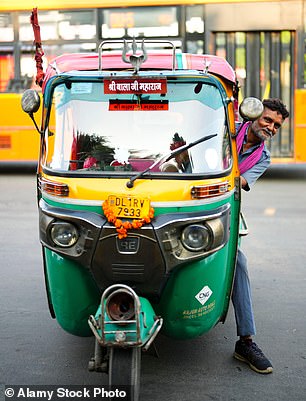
(43, 80, 232, 175)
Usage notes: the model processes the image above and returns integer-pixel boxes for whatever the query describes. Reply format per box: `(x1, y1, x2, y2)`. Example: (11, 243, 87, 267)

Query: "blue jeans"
(231, 248, 256, 337)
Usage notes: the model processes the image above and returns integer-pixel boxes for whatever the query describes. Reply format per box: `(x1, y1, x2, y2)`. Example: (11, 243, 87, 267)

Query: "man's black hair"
(262, 98, 289, 120)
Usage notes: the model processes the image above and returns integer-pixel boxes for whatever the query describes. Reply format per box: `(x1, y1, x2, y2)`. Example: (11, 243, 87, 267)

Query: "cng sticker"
(195, 285, 213, 306)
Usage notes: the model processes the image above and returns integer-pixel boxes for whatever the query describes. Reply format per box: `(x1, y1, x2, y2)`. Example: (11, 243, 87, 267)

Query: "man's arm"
(241, 153, 270, 191)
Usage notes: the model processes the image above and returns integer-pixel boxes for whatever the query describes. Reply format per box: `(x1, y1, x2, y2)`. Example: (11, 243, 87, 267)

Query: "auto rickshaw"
(22, 34, 263, 400)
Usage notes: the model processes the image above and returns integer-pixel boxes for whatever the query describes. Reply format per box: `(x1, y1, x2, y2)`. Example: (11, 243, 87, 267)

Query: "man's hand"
(241, 176, 248, 189)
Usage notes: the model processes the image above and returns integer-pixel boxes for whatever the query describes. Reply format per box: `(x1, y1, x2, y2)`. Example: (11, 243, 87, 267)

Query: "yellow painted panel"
(0, 93, 41, 162)
(42, 173, 236, 202)
(0, 0, 280, 12)
(294, 90, 306, 163)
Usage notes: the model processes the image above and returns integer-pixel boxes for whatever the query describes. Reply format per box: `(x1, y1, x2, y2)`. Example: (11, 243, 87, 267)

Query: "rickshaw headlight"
(50, 222, 79, 248)
(181, 224, 211, 252)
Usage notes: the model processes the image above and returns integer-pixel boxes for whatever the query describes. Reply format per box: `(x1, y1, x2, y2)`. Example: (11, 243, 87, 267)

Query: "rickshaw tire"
(108, 347, 141, 401)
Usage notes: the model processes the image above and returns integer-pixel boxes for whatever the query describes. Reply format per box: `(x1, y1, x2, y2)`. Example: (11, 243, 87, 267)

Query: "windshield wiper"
(126, 133, 217, 188)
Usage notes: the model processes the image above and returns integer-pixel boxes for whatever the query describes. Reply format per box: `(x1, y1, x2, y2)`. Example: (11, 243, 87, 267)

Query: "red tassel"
(30, 8, 45, 87)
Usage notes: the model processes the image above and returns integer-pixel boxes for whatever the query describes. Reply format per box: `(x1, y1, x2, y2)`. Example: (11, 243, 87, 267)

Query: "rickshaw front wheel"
(108, 347, 141, 401)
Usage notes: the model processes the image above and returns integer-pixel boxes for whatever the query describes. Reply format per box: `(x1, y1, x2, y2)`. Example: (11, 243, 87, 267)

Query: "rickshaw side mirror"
(239, 97, 264, 121)
(21, 89, 41, 114)
(21, 89, 42, 134)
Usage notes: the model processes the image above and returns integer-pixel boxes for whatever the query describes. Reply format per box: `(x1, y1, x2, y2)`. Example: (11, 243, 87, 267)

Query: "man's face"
(251, 108, 284, 142)
(175, 150, 189, 166)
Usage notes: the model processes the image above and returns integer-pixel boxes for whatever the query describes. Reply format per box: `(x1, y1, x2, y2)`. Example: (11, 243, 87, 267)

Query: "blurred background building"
(0, 0, 306, 164)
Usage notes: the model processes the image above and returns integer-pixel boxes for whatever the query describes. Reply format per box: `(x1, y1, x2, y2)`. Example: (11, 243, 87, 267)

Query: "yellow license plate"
(108, 195, 151, 219)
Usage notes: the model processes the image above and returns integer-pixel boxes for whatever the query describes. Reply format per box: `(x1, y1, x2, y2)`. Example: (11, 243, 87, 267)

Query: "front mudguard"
(88, 284, 162, 350)
(44, 248, 101, 337)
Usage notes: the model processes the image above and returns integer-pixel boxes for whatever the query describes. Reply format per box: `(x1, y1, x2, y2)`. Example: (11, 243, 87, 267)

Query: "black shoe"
(234, 340, 273, 374)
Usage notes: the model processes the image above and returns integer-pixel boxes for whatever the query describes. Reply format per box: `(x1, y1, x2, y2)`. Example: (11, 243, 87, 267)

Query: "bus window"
(101, 7, 178, 38)
(187, 40, 204, 54)
(19, 10, 96, 42)
(186, 5, 204, 34)
(0, 13, 13, 41)
(0, 52, 14, 92)
(0, 14, 14, 92)
(41, 43, 96, 61)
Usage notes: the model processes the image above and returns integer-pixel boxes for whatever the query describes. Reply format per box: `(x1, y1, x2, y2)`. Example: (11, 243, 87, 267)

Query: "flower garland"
(102, 200, 155, 239)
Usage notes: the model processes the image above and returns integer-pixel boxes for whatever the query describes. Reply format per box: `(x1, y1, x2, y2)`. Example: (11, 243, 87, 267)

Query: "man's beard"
(253, 128, 273, 142)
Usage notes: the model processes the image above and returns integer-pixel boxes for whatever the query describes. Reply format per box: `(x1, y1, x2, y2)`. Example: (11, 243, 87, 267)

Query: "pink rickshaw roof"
(43, 52, 236, 90)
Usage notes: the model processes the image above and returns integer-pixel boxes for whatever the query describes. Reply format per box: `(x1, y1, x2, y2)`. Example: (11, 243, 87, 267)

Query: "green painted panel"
(43, 197, 102, 214)
(44, 248, 101, 336)
(154, 198, 239, 339)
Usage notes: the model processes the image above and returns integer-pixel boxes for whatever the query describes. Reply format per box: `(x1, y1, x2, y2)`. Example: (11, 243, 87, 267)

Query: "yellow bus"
(1, 0, 306, 165)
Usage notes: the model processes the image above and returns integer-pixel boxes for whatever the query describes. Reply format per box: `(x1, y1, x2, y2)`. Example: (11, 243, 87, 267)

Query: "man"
(232, 98, 289, 374)
(161, 133, 192, 173)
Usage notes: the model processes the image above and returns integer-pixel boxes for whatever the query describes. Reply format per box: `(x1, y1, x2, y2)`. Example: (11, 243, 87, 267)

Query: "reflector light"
(191, 182, 229, 199)
(39, 177, 69, 197)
